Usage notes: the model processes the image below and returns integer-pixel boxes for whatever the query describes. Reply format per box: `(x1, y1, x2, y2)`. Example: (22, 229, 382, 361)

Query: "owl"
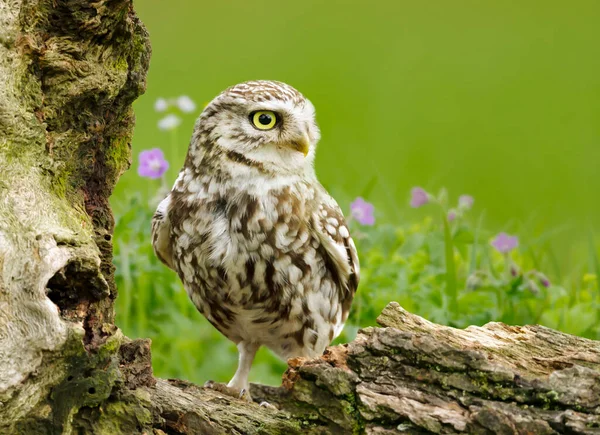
(151, 80, 359, 401)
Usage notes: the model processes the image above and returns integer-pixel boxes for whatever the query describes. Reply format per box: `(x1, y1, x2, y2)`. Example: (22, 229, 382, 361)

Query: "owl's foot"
(203, 380, 252, 402)
(259, 401, 278, 410)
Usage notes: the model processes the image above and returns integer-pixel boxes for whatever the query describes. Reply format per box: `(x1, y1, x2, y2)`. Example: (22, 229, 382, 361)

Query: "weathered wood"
(0, 0, 150, 432)
(1, 0, 600, 434)
(119, 302, 600, 434)
(252, 303, 600, 434)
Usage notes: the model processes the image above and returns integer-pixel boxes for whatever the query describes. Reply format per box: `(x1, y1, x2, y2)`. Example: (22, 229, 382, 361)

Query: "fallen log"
(139, 302, 600, 434)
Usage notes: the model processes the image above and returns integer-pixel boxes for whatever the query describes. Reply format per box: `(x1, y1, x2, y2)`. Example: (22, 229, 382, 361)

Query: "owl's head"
(192, 81, 321, 174)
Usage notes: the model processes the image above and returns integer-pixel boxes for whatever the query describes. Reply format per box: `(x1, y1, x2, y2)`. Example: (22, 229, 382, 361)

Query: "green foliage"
(111, 1, 600, 380)
(345, 216, 600, 338)
(120, 0, 600, 269)
(113, 188, 600, 386)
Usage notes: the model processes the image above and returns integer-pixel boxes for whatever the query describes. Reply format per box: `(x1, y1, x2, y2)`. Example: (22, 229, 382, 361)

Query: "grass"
(121, 0, 600, 271)
(112, 149, 600, 386)
(111, 3, 600, 380)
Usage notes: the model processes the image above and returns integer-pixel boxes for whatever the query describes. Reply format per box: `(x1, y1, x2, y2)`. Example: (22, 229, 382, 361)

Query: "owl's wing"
(151, 195, 175, 270)
(313, 188, 360, 300)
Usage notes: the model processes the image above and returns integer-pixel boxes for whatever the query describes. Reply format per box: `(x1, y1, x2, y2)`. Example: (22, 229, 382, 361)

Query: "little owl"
(151, 80, 359, 401)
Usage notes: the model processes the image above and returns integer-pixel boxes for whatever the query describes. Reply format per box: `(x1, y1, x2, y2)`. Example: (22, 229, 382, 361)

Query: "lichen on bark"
(0, 0, 149, 432)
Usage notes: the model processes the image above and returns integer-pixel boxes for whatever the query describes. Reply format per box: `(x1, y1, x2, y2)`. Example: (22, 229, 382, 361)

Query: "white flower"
(176, 95, 196, 113)
(157, 114, 182, 131)
(154, 98, 169, 112)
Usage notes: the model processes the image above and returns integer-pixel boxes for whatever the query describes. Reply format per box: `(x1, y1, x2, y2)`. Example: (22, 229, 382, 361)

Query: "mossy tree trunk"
(0, 0, 150, 432)
(1, 1, 600, 435)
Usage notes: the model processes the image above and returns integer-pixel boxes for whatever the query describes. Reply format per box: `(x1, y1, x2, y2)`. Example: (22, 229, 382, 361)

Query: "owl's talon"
(259, 401, 278, 410)
(203, 380, 252, 402)
(239, 387, 253, 402)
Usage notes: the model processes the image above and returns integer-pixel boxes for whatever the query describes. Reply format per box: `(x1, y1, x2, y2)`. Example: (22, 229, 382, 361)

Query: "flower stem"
(504, 253, 512, 282)
(170, 128, 178, 180)
(441, 205, 458, 316)
(497, 252, 512, 321)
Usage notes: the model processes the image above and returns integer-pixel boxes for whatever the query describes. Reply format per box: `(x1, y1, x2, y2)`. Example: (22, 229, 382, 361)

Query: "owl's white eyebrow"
(248, 104, 280, 112)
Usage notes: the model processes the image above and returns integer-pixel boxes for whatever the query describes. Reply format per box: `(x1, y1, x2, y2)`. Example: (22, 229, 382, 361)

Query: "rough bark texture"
(1, 1, 600, 435)
(98, 302, 600, 435)
(0, 0, 149, 432)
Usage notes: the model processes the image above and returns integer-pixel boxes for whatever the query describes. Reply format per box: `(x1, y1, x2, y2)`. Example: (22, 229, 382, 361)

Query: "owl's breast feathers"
(152, 170, 359, 356)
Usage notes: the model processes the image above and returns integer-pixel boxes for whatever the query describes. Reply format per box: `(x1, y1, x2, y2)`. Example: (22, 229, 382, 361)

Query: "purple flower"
(350, 197, 375, 226)
(491, 232, 519, 254)
(458, 194, 474, 209)
(447, 210, 457, 222)
(537, 272, 551, 288)
(138, 148, 169, 179)
(410, 187, 429, 208)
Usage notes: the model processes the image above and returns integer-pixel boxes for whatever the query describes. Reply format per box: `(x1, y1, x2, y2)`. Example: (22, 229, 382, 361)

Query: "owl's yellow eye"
(251, 111, 278, 130)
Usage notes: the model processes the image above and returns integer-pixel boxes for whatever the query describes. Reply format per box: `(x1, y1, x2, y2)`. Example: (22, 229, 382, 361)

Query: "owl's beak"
(288, 133, 310, 157)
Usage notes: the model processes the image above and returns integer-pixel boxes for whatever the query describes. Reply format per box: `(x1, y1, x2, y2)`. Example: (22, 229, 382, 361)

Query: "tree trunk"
(1, 2, 599, 435)
(0, 0, 150, 432)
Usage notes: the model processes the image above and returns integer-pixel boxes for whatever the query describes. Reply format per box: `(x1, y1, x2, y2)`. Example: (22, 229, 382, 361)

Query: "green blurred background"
(111, 0, 600, 385)
(116, 0, 600, 271)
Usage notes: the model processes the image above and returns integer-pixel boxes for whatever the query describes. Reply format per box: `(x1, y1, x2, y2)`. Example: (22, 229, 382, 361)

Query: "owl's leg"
(228, 341, 259, 393)
(203, 341, 258, 403)
(231, 342, 278, 409)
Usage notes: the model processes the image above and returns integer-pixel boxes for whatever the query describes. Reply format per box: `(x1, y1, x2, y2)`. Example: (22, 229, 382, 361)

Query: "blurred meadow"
(112, 1, 600, 386)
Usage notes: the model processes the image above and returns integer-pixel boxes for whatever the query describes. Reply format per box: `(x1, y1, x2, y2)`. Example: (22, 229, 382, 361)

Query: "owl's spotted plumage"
(151, 80, 359, 398)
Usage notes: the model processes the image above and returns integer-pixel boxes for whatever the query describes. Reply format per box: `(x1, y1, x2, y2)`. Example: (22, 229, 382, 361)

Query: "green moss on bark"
(50, 332, 123, 430)
(71, 391, 153, 435)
